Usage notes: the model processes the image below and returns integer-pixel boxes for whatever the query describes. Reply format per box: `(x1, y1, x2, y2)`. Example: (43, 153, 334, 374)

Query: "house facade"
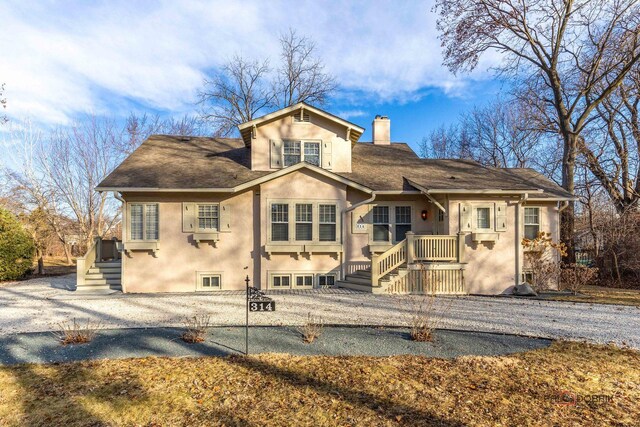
(78, 103, 573, 295)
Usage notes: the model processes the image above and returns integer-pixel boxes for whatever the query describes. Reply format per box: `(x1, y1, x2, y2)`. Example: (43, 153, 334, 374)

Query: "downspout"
(113, 191, 126, 293)
(515, 193, 528, 287)
(342, 192, 376, 280)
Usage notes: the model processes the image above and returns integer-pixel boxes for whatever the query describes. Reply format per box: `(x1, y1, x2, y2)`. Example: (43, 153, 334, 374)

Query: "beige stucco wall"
(447, 196, 560, 294)
(119, 185, 560, 295)
(251, 112, 352, 172)
(258, 169, 349, 288)
(121, 190, 257, 293)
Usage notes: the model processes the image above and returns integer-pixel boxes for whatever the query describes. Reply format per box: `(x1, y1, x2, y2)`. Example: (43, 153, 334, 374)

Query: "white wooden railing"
(384, 266, 465, 294)
(371, 233, 465, 287)
(371, 239, 406, 288)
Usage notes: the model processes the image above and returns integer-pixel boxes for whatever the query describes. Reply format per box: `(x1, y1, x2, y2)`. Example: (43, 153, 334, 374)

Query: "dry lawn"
(0, 341, 638, 426)
(549, 286, 640, 307)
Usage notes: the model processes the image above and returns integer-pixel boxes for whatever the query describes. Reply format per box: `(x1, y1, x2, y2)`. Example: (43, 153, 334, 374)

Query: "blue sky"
(0, 0, 504, 153)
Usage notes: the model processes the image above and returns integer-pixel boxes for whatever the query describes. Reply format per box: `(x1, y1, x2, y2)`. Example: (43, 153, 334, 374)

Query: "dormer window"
(283, 141, 321, 167)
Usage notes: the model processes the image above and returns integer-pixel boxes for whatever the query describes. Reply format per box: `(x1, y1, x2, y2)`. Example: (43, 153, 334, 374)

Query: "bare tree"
(122, 113, 209, 155)
(579, 70, 640, 212)
(198, 56, 273, 136)
(199, 29, 336, 136)
(435, 0, 640, 257)
(273, 29, 337, 109)
(422, 99, 557, 176)
(3, 121, 75, 264)
(1, 83, 7, 124)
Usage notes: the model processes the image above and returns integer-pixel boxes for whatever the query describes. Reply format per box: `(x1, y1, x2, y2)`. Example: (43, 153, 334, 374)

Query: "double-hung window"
(295, 204, 313, 241)
(395, 206, 411, 242)
(283, 141, 301, 166)
(283, 141, 320, 167)
(303, 142, 320, 166)
(524, 207, 540, 240)
(197, 204, 219, 231)
(130, 203, 158, 241)
(373, 206, 390, 242)
(476, 207, 491, 230)
(271, 204, 289, 241)
(319, 204, 337, 241)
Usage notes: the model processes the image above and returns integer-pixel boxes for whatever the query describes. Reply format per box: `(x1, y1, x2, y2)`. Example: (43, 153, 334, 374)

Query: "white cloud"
(0, 0, 497, 126)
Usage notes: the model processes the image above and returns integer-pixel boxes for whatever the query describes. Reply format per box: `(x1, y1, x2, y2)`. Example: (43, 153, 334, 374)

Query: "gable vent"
(293, 110, 310, 123)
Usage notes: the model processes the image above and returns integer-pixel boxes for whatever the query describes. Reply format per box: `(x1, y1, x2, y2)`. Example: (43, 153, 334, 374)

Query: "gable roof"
(97, 135, 574, 200)
(97, 135, 371, 193)
(237, 102, 365, 146)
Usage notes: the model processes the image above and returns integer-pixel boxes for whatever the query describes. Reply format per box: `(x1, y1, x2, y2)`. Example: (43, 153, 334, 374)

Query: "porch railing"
(371, 233, 465, 287)
(76, 237, 122, 288)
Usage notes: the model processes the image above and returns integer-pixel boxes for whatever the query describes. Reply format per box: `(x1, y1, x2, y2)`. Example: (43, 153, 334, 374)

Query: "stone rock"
(513, 283, 537, 296)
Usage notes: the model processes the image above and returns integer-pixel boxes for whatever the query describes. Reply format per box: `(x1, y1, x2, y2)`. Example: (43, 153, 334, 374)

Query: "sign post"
(245, 275, 275, 355)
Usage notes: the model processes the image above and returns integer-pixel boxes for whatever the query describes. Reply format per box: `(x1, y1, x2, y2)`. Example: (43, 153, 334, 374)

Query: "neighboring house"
(77, 103, 573, 295)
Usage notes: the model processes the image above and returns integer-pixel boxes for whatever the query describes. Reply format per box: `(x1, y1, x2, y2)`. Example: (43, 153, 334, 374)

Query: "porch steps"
(79, 261, 122, 292)
(336, 266, 408, 293)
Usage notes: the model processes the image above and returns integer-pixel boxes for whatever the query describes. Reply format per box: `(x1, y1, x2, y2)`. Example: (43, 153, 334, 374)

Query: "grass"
(546, 285, 640, 307)
(0, 341, 638, 426)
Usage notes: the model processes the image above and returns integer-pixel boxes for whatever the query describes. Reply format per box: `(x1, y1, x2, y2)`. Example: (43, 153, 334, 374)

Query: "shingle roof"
(97, 135, 573, 199)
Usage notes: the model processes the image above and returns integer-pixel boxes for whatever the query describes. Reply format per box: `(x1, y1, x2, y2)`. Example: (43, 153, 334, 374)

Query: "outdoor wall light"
(421, 209, 428, 221)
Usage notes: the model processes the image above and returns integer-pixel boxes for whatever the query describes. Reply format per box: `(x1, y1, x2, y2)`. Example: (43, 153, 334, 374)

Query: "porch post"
(371, 253, 380, 287)
(457, 232, 466, 263)
(406, 231, 415, 264)
(95, 237, 102, 263)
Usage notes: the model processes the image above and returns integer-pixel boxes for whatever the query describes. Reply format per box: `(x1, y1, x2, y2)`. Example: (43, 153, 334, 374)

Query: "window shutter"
(321, 141, 332, 169)
(460, 203, 472, 232)
(495, 202, 507, 232)
(182, 203, 196, 233)
(220, 203, 231, 232)
(270, 139, 282, 168)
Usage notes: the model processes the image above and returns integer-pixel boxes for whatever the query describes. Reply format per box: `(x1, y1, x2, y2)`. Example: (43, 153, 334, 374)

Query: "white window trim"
(127, 203, 159, 242)
(369, 202, 415, 244)
(472, 204, 495, 232)
(267, 199, 341, 246)
(281, 140, 322, 167)
(196, 271, 223, 291)
(523, 206, 541, 240)
(269, 273, 292, 289)
(293, 273, 314, 289)
(317, 274, 336, 288)
(268, 271, 340, 290)
(196, 203, 220, 232)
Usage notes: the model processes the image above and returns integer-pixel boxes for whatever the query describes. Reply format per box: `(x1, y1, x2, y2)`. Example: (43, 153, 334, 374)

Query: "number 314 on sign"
(249, 301, 275, 312)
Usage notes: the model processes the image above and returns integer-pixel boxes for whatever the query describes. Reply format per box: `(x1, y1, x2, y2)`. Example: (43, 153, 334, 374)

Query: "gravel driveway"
(1, 274, 639, 349)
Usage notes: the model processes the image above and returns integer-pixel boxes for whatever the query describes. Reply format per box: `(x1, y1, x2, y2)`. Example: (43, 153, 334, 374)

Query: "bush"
(53, 318, 102, 345)
(181, 314, 211, 343)
(0, 207, 36, 281)
(561, 264, 598, 295)
(521, 232, 567, 292)
(298, 313, 324, 344)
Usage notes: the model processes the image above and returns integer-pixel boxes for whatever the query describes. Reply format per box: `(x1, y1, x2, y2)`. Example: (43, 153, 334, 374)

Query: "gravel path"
(1, 274, 639, 349)
(0, 327, 552, 365)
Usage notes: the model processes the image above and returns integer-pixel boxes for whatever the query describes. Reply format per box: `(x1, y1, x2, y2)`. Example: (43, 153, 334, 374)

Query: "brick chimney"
(372, 115, 390, 145)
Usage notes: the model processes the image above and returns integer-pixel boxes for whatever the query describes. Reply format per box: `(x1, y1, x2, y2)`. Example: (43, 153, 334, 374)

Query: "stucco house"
(77, 103, 573, 295)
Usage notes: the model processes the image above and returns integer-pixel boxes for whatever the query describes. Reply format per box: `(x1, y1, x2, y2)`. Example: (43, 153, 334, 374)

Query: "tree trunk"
(63, 243, 73, 266)
(36, 251, 45, 275)
(560, 130, 579, 263)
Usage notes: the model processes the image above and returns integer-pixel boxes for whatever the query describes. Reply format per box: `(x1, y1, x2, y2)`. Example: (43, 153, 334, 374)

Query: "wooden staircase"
(336, 233, 466, 294)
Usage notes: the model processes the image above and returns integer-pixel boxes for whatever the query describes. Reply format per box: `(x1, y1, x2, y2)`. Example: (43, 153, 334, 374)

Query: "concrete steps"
(336, 265, 408, 293)
(80, 261, 122, 291)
